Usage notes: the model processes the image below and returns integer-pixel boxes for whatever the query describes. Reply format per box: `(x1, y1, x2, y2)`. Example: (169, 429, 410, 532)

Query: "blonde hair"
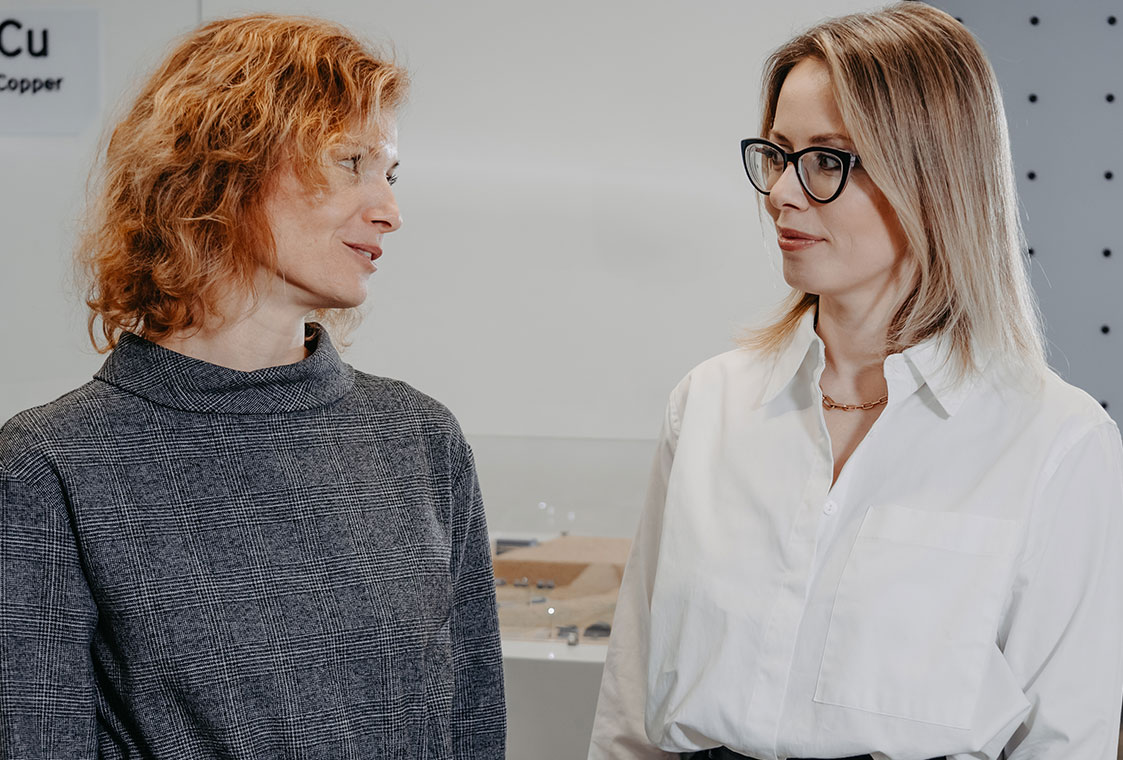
(745, 2, 1045, 380)
(79, 14, 409, 350)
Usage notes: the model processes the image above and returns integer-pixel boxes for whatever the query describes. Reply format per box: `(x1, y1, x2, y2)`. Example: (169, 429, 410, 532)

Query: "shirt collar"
(899, 335, 975, 417)
(94, 322, 355, 415)
(759, 308, 821, 407)
(758, 307, 976, 417)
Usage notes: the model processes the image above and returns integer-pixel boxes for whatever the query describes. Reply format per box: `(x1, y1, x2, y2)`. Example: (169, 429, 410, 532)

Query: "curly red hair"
(79, 14, 409, 350)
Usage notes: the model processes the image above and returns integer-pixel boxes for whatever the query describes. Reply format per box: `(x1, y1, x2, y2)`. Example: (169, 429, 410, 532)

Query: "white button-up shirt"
(590, 312, 1123, 760)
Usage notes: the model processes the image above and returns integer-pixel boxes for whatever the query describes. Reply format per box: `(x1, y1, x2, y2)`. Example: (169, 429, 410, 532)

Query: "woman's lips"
(345, 242, 382, 260)
(345, 242, 382, 270)
(777, 227, 823, 252)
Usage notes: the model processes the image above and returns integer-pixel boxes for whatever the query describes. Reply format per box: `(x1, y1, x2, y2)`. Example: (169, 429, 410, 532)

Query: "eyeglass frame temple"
(740, 138, 859, 204)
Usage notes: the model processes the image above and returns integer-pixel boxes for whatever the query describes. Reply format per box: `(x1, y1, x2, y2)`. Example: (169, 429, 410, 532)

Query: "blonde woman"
(0, 16, 504, 758)
(590, 5, 1123, 760)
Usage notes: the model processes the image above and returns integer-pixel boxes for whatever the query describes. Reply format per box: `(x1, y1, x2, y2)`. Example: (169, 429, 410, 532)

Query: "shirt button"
(823, 500, 838, 516)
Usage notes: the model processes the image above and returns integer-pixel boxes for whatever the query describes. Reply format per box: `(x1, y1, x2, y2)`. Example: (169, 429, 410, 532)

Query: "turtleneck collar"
(94, 323, 354, 415)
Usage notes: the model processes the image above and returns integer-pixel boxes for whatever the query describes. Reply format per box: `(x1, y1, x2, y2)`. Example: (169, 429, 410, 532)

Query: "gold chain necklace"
(820, 389, 888, 411)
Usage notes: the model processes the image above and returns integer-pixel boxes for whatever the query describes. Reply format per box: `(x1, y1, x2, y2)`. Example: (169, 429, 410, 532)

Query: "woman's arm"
(447, 446, 506, 758)
(0, 419, 98, 759)
(588, 395, 681, 760)
(1000, 421, 1123, 760)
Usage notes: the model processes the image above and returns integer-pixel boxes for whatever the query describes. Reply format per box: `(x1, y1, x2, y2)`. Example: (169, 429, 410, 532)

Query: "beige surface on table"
(493, 535, 631, 586)
(493, 535, 631, 641)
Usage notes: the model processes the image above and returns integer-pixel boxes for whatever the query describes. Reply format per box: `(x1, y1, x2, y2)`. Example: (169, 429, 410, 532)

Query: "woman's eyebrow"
(768, 130, 853, 148)
(370, 143, 401, 159)
(808, 132, 853, 147)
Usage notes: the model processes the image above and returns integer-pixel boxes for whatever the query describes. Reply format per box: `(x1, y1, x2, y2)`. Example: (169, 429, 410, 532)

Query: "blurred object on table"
(493, 535, 630, 644)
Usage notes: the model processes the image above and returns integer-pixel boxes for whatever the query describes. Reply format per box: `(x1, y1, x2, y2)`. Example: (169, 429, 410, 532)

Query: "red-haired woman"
(0, 15, 504, 759)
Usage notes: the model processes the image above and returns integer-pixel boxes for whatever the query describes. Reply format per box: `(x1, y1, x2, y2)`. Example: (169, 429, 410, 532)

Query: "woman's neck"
(815, 294, 894, 397)
(155, 293, 309, 371)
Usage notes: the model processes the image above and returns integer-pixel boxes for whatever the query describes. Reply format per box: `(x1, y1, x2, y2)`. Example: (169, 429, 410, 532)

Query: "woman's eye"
(387, 173, 398, 186)
(815, 153, 842, 173)
(338, 155, 362, 173)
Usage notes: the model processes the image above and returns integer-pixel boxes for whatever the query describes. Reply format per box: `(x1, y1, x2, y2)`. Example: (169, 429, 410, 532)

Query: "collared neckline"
(759, 309, 821, 407)
(94, 323, 354, 415)
(758, 307, 976, 417)
(899, 336, 976, 417)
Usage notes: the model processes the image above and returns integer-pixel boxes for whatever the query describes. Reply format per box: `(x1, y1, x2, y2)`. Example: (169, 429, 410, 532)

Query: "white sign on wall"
(0, 9, 99, 135)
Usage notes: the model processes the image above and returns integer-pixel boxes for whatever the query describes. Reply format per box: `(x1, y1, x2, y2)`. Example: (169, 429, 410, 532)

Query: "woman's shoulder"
(1, 380, 118, 463)
(1033, 368, 1118, 439)
(348, 369, 464, 433)
(977, 364, 1120, 468)
(988, 364, 1114, 425)
(670, 344, 794, 404)
(686, 346, 771, 380)
(346, 371, 475, 471)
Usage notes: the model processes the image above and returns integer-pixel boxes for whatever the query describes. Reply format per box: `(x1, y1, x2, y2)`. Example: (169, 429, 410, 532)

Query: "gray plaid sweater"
(0, 327, 505, 759)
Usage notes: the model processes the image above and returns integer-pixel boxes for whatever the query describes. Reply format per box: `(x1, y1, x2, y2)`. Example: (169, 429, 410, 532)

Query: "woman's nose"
(364, 186, 402, 232)
(766, 163, 808, 210)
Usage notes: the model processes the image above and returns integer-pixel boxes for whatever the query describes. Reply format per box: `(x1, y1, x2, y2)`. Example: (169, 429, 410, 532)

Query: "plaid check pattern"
(0, 327, 505, 759)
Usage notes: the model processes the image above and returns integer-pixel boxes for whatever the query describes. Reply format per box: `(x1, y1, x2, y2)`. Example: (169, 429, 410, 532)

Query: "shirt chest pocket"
(813, 505, 1018, 728)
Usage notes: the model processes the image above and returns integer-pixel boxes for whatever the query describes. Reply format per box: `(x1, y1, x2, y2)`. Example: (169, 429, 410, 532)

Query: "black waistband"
(680, 752, 874, 760)
(681, 751, 946, 760)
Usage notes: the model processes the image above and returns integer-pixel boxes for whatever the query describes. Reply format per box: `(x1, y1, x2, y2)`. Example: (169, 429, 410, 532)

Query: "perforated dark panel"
(926, 1, 1122, 415)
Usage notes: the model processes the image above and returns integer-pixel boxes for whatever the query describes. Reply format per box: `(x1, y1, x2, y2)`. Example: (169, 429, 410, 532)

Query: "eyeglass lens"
(745, 143, 846, 202)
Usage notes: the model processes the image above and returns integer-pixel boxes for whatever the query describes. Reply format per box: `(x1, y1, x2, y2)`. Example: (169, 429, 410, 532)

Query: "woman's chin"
(780, 263, 819, 295)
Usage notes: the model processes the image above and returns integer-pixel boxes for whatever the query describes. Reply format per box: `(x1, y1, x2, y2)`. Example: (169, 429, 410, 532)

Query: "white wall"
(0, 0, 199, 419)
